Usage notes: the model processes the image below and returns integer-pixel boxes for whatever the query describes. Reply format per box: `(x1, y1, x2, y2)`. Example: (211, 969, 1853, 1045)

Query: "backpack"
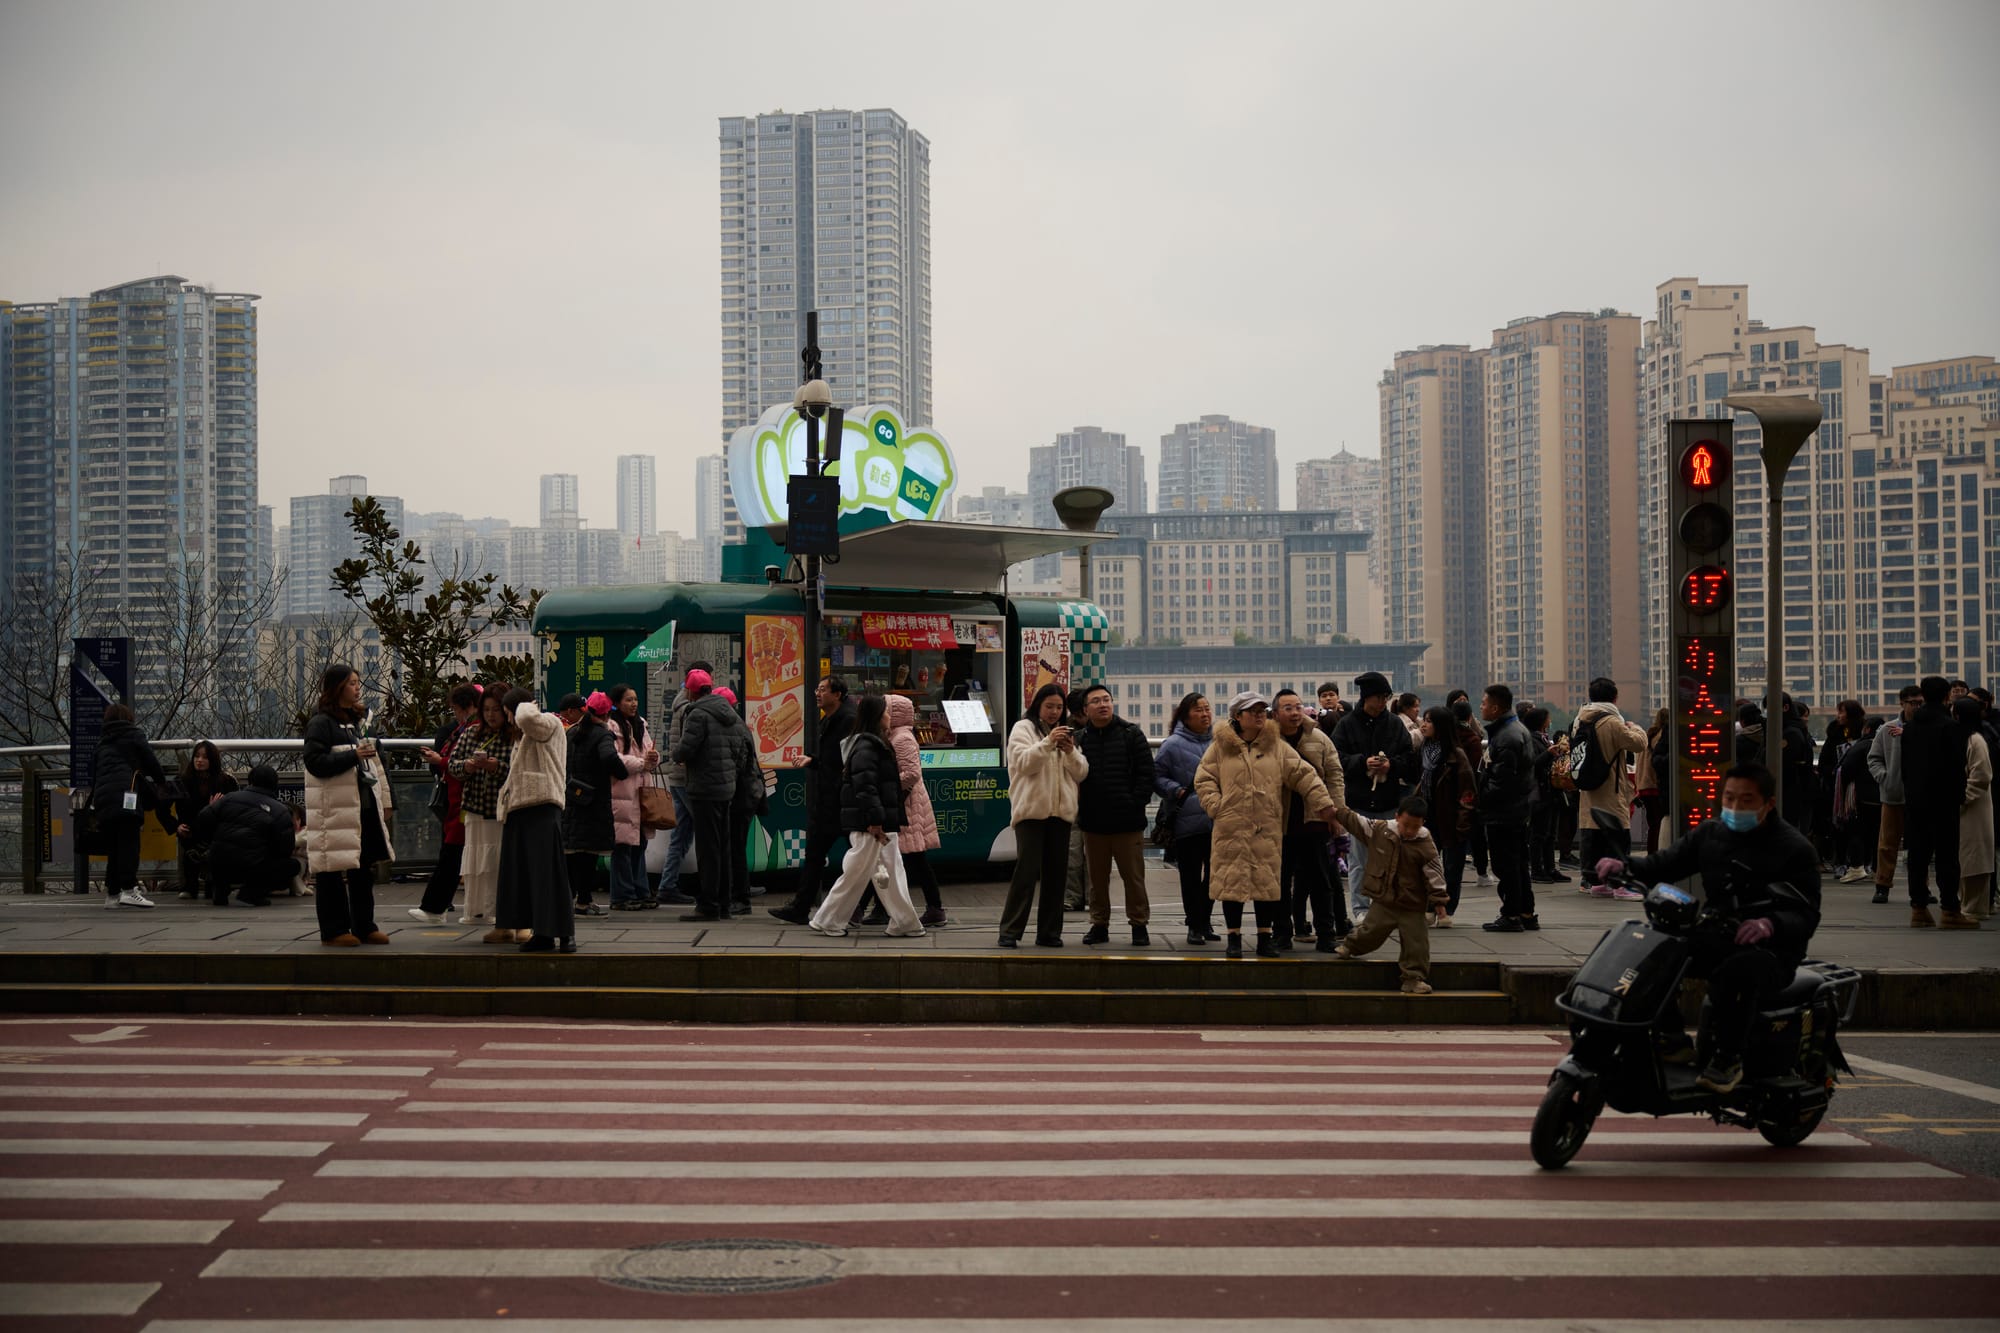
(1567, 716, 1615, 792)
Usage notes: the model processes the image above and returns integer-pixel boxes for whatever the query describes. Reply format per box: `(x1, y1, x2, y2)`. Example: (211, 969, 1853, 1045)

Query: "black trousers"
(1700, 942, 1791, 1062)
(780, 822, 844, 916)
(729, 805, 753, 909)
(1281, 829, 1341, 937)
(1555, 795, 1579, 860)
(1000, 816, 1070, 941)
(1485, 818, 1534, 918)
(566, 851, 603, 906)
(1438, 840, 1466, 915)
(102, 814, 143, 896)
(1222, 899, 1278, 930)
(419, 840, 463, 915)
(1579, 823, 1631, 884)
(1529, 797, 1559, 875)
(1904, 804, 1962, 913)
(1467, 818, 1489, 876)
(1174, 831, 1212, 933)
(314, 866, 377, 941)
(1845, 803, 1881, 871)
(903, 849, 942, 914)
(689, 798, 733, 916)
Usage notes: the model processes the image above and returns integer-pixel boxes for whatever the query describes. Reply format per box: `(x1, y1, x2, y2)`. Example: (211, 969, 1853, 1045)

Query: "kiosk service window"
(822, 614, 1004, 750)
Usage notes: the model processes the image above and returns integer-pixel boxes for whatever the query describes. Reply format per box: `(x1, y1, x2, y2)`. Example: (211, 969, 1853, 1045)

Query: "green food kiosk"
(531, 518, 1108, 872)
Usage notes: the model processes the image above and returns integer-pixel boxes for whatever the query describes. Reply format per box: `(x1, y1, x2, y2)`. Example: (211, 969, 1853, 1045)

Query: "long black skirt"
(494, 803, 573, 939)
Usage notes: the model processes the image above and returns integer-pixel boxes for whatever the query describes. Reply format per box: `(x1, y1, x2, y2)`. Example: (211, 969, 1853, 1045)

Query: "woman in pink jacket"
(886, 694, 946, 927)
(604, 683, 659, 910)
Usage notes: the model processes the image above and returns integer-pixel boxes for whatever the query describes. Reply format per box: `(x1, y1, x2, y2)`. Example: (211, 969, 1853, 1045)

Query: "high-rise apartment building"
(615, 455, 656, 542)
(288, 476, 405, 617)
(1156, 415, 1279, 513)
(1026, 426, 1148, 580)
(539, 474, 579, 529)
(1483, 311, 1641, 710)
(694, 454, 731, 572)
(954, 485, 1036, 528)
(2, 276, 260, 636)
(1294, 447, 1381, 529)
(1379, 345, 1487, 688)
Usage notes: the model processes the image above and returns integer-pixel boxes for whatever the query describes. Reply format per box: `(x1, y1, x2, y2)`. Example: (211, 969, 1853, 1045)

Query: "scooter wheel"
(1530, 1071, 1597, 1170)
(1757, 1103, 1827, 1148)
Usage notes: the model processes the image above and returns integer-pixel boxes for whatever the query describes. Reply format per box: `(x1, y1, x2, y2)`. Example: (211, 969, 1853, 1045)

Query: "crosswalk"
(0, 1018, 1995, 1329)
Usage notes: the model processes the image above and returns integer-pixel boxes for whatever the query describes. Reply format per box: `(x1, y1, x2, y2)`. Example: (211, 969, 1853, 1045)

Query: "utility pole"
(789, 312, 842, 754)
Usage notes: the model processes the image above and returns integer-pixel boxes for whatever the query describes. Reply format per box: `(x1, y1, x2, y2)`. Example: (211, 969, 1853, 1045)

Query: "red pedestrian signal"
(1679, 440, 1729, 491)
(1668, 421, 1736, 841)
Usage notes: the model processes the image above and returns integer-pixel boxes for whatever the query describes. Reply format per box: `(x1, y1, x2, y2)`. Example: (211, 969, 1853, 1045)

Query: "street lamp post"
(1051, 486, 1116, 602)
(789, 313, 843, 754)
(1722, 393, 1823, 816)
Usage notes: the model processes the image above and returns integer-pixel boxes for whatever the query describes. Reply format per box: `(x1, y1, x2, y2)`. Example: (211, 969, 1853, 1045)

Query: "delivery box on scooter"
(1563, 920, 1690, 1026)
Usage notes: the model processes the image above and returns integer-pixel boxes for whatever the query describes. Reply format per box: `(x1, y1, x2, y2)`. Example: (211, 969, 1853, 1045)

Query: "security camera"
(764, 564, 783, 585)
(793, 379, 833, 418)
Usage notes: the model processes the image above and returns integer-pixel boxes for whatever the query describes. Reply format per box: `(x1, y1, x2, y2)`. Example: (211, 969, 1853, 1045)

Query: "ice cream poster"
(744, 614, 808, 768)
(1021, 628, 1071, 713)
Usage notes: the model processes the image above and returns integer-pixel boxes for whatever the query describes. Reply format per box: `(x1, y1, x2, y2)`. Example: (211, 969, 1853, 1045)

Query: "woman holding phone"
(302, 663, 396, 947)
(997, 682, 1089, 948)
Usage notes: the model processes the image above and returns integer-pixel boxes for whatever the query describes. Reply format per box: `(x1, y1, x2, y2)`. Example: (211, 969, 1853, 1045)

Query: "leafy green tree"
(331, 497, 541, 737)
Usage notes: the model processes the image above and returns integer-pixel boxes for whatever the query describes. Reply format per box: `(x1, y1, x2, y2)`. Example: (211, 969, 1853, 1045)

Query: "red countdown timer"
(1679, 564, 1733, 612)
(1679, 440, 1730, 491)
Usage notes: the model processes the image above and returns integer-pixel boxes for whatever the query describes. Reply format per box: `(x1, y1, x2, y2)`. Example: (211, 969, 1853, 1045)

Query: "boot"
(1255, 933, 1280, 959)
(1910, 905, 1937, 928)
(1225, 932, 1243, 959)
(1938, 911, 1980, 930)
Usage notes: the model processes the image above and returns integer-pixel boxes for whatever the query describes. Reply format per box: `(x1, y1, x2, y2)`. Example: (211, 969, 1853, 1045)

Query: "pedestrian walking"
(1902, 676, 1973, 929)
(603, 683, 661, 910)
(302, 664, 395, 947)
(808, 693, 925, 938)
(1153, 692, 1216, 946)
(1867, 685, 1923, 904)
(194, 764, 298, 907)
(1477, 683, 1538, 932)
(1075, 684, 1157, 947)
(1954, 698, 1992, 924)
(90, 704, 167, 910)
(1193, 692, 1338, 959)
(1332, 795, 1449, 993)
(1331, 671, 1420, 919)
(494, 687, 575, 953)
(1573, 678, 1649, 899)
(1275, 688, 1348, 948)
(672, 668, 749, 922)
(768, 676, 854, 925)
(886, 694, 948, 928)
(408, 683, 482, 924)
(449, 688, 517, 941)
(655, 661, 712, 907)
(997, 683, 1087, 948)
(563, 691, 640, 921)
(1417, 705, 1476, 926)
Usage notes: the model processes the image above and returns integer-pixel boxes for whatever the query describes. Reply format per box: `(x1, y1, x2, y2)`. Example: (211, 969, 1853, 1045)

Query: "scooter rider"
(1595, 763, 1821, 1096)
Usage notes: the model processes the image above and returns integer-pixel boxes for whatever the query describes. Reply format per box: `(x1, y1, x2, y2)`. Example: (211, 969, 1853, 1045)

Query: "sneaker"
(885, 923, 928, 938)
(1695, 1056, 1744, 1095)
(1295, 926, 1317, 943)
(809, 921, 849, 938)
(576, 902, 608, 918)
(1547, 871, 1572, 884)
(1186, 931, 1209, 947)
(1871, 889, 1890, 904)
(1400, 979, 1434, 995)
(767, 907, 810, 925)
(1477, 872, 1494, 887)
(1081, 924, 1110, 946)
(1432, 913, 1454, 928)
(1911, 906, 1937, 928)
(1520, 914, 1541, 931)
(1608, 886, 1644, 902)
(996, 934, 1019, 949)
(114, 888, 155, 910)
(1130, 924, 1150, 947)
(1331, 943, 1356, 960)
(918, 908, 949, 928)
(176, 890, 197, 900)
(407, 908, 446, 924)
(1482, 916, 1524, 933)
(1587, 883, 1616, 898)
(1033, 934, 1065, 948)
(1837, 867, 1869, 884)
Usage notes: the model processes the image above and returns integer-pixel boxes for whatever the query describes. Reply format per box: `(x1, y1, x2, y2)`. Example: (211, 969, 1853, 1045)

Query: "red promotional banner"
(861, 612, 959, 652)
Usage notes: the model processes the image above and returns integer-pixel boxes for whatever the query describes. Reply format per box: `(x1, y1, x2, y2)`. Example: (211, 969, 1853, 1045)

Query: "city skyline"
(4, 2, 1990, 539)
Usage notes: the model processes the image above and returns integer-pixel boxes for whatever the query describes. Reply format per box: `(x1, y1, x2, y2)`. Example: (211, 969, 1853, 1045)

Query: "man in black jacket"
(196, 765, 301, 907)
(1902, 675, 1971, 927)
(769, 676, 854, 925)
(671, 669, 747, 921)
(1609, 764, 1822, 1094)
(1478, 683, 1539, 932)
(1075, 684, 1156, 947)
(1332, 671, 1419, 919)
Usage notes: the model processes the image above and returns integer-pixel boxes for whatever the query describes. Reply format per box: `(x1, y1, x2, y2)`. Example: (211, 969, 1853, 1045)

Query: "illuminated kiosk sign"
(1668, 420, 1735, 837)
(728, 403, 958, 530)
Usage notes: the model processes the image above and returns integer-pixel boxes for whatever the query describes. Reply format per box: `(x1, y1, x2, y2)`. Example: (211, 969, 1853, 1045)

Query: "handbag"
(1150, 790, 1185, 849)
(640, 775, 677, 832)
(427, 778, 450, 821)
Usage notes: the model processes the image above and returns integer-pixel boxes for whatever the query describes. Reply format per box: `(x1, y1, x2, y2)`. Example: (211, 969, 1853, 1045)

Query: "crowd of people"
(84, 657, 1997, 973)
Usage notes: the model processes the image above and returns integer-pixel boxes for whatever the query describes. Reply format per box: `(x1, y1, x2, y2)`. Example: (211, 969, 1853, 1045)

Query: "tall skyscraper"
(718, 108, 932, 441)
(288, 476, 405, 617)
(694, 454, 730, 568)
(1294, 447, 1381, 529)
(1156, 415, 1279, 513)
(615, 455, 656, 542)
(1026, 427, 1148, 579)
(539, 473, 579, 529)
(1379, 345, 1487, 688)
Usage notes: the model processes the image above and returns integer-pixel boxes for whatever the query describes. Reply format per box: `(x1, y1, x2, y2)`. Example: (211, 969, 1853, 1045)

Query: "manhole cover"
(598, 1238, 845, 1295)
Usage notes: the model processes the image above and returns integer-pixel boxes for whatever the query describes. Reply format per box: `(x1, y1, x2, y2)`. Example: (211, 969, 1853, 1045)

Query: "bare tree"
(0, 550, 117, 746)
(114, 556, 286, 739)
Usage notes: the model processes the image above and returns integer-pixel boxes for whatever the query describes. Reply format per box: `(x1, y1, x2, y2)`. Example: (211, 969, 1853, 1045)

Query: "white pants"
(463, 814, 502, 921)
(811, 831, 922, 933)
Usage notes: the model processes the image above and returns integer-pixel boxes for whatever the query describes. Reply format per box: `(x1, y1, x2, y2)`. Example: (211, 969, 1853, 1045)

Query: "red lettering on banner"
(861, 613, 960, 651)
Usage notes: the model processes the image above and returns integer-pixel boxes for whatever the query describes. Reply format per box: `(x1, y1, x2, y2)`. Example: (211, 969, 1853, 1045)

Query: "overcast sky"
(4, 0, 1996, 536)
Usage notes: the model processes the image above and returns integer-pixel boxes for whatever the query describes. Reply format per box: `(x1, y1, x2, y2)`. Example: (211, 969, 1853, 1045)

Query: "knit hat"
(1352, 671, 1393, 700)
(685, 668, 712, 694)
(1228, 690, 1269, 716)
(716, 687, 738, 706)
(584, 690, 613, 716)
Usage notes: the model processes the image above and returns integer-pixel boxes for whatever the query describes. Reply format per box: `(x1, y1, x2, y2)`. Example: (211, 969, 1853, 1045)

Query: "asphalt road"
(1837, 1033, 2000, 1180)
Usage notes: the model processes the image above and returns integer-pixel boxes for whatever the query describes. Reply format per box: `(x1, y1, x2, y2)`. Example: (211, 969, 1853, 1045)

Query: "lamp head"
(1051, 485, 1115, 533)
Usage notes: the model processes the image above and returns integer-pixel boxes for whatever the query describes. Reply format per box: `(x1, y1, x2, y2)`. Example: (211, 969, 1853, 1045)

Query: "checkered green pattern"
(1057, 601, 1110, 636)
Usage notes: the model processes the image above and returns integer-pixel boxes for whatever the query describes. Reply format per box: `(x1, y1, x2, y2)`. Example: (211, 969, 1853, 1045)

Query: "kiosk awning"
(784, 520, 1110, 592)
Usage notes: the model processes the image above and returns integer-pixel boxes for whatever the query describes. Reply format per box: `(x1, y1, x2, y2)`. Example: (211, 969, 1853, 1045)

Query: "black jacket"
(1627, 813, 1822, 968)
(560, 717, 626, 852)
(1075, 715, 1157, 834)
(673, 694, 747, 803)
(1838, 732, 1881, 806)
(195, 787, 297, 886)
(1477, 714, 1536, 823)
(838, 731, 903, 833)
(89, 720, 167, 818)
(1331, 705, 1418, 814)
(1901, 702, 1967, 808)
(168, 769, 239, 838)
(805, 699, 857, 828)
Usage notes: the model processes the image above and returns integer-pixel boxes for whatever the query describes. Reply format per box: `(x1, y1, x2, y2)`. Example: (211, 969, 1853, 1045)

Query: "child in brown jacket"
(1331, 794, 1449, 993)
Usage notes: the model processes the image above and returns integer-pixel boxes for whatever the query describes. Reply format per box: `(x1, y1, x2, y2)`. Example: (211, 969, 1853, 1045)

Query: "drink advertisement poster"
(1021, 627, 1071, 713)
(744, 614, 807, 768)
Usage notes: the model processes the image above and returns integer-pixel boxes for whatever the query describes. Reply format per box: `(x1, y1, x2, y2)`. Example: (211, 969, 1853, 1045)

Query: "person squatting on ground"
(809, 693, 925, 938)
(450, 687, 519, 941)
(1332, 794, 1449, 993)
(195, 764, 299, 907)
(90, 704, 167, 910)
(1274, 688, 1348, 949)
(494, 687, 575, 953)
(1154, 692, 1216, 946)
(1075, 684, 1158, 947)
(167, 739, 236, 903)
(997, 683, 1088, 948)
(1193, 692, 1338, 959)
(302, 664, 395, 947)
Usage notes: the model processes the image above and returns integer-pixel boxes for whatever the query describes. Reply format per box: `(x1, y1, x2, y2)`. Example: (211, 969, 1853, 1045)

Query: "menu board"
(744, 614, 807, 768)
